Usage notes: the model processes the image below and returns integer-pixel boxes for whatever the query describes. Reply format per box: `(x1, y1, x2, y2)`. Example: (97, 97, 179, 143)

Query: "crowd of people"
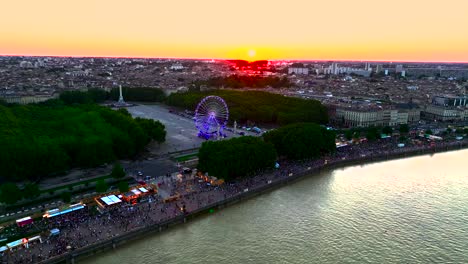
(1, 136, 466, 263)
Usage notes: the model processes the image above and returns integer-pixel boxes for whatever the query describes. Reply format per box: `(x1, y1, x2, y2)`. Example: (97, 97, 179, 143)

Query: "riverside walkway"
(2, 138, 467, 264)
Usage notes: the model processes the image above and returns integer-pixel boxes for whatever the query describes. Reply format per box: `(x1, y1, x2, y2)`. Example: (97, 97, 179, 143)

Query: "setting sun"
(248, 50, 256, 58)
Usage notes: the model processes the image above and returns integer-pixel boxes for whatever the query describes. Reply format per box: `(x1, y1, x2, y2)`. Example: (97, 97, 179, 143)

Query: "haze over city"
(2, 0, 468, 62)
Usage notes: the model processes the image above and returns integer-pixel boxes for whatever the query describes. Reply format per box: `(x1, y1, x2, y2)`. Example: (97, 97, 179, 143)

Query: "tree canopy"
(59, 89, 108, 104)
(166, 90, 328, 125)
(118, 181, 129, 193)
(23, 183, 40, 199)
(199, 74, 292, 89)
(366, 127, 381, 141)
(197, 136, 277, 181)
(111, 163, 126, 179)
(96, 179, 108, 193)
(109, 87, 166, 102)
(134, 117, 166, 143)
(0, 99, 166, 181)
(263, 123, 336, 160)
(59, 87, 166, 104)
(61, 192, 72, 203)
(382, 126, 393, 135)
(399, 124, 409, 134)
(0, 183, 22, 204)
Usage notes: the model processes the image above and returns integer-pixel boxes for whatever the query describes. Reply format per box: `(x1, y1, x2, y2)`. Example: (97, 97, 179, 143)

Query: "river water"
(86, 150, 468, 264)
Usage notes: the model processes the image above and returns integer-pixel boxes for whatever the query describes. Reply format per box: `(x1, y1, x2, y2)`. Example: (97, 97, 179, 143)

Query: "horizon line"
(1, 53, 468, 64)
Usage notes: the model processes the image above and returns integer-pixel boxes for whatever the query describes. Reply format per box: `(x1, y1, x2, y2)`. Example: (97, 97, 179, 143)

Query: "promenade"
(1, 138, 467, 264)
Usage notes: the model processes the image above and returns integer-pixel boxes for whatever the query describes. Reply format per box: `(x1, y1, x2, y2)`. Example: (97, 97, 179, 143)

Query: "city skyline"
(2, 0, 468, 62)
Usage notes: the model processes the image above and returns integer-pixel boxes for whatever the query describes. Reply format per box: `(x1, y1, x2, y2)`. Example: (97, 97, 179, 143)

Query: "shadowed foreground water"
(85, 149, 468, 264)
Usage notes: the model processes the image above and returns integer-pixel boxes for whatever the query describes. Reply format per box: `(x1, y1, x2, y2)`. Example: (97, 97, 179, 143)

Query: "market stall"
(16, 216, 33, 227)
(50, 228, 60, 237)
(95, 194, 123, 209)
(43, 203, 86, 218)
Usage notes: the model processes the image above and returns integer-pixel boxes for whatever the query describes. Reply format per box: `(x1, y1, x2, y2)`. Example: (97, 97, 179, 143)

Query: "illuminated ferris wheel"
(194, 96, 229, 139)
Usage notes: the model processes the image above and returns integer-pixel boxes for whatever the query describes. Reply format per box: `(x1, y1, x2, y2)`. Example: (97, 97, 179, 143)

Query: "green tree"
(96, 179, 108, 193)
(399, 124, 409, 134)
(0, 183, 22, 204)
(198, 136, 277, 181)
(111, 162, 126, 179)
(22, 183, 40, 199)
(134, 118, 166, 143)
(263, 123, 336, 160)
(61, 192, 71, 203)
(382, 126, 393, 135)
(118, 181, 129, 193)
(344, 130, 353, 140)
(0, 100, 163, 181)
(425, 129, 433, 135)
(366, 127, 380, 141)
(109, 87, 166, 102)
(166, 90, 328, 125)
(352, 130, 361, 140)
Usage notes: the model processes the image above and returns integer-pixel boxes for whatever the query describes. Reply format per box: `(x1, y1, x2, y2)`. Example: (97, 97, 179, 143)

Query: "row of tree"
(58, 87, 167, 105)
(198, 137, 277, 181)
(0, 99, 166, 181)
(0, 163, 128, 204)
(0, 183, 40, 205)
(166, 90, 328, 125)
(197, 123, 337, 181)
(109, 87, 166, 102)
(263, 123, 336, 160)
(198, 75, 292, 89)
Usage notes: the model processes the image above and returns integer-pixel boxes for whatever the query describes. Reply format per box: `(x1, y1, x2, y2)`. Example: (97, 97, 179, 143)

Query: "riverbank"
(40, 140, 468, 264)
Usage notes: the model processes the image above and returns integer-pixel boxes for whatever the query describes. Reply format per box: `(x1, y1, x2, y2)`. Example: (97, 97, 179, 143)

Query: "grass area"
(41, 174, 113, 194)
(175, 153, 198, 162)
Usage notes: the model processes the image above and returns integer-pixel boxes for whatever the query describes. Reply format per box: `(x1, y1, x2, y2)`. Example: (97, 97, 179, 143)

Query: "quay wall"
(42, 141, 468, 264)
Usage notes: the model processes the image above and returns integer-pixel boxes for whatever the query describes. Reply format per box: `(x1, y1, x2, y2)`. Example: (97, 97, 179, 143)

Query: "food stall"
(95, 194, 123, 209)
(43, 203, 86, 218)
(122, 186, 153, 204)
(0, 246, 8, 256)
(16, 216, 33, 227)
(6, 238, 29, 251)
(50, 228, 60, 237)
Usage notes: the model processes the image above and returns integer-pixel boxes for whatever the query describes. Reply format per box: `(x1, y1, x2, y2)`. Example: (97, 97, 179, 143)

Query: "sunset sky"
(1, 0, 468, 62)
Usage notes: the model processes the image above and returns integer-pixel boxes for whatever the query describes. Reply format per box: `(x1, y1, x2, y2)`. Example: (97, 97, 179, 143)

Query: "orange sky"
(1, 0, 468, 62)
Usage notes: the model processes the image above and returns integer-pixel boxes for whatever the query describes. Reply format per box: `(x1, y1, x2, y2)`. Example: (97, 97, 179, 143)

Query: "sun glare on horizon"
(248, 50, 256, 59)
(1, 0, 468, 61)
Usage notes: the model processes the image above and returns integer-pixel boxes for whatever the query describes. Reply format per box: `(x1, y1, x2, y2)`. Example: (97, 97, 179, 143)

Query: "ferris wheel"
(194, 96, 229, 139)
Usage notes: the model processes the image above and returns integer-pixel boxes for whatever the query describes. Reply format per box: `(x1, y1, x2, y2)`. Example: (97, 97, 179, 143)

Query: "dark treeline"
(197, 74, 292, 89)
(197, 124, 336, 181)
(197, 137, 277, 181)
(166, 90, 328, 125)
(59, 87, 166, 104)
(0, 96, 166, 182)
(263, 123, 336, 160)
(59, 89, 108, 104)
(109, 87, 166, 102)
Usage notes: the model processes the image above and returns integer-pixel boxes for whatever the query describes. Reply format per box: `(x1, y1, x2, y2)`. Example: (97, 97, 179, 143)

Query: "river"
(85, 149, 468, 264)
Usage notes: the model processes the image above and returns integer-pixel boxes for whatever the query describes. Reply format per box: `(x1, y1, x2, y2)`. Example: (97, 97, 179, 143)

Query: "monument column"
(118, 85, 124, 103)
